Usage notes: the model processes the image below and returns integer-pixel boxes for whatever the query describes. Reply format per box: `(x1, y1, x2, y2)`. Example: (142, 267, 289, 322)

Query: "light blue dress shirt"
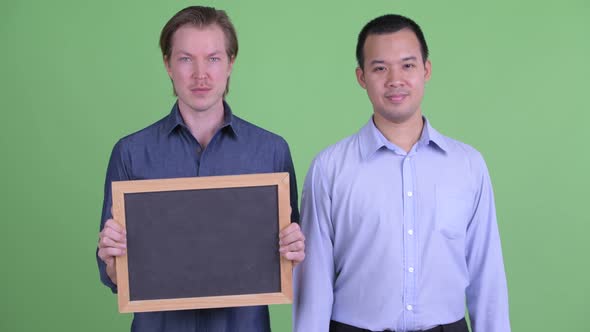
(294, 117, 510, 332)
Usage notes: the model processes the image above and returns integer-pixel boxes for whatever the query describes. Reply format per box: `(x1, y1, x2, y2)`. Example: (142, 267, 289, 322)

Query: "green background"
(1, 0, 588, 331)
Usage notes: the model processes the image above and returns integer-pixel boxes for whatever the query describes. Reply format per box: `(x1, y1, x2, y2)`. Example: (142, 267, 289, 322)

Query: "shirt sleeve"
(465, 154, 511, 331)
(277, 138, 300, 222)
(96, 140, 130, 294)
(293, 156, 335, 331)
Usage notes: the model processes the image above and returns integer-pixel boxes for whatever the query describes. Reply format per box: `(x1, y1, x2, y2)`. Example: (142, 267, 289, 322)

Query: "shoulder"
(436, 131, 489, 175)
(233, 115, 289, 149)
(310, 133, 360, 173)
(114, 115, 170, 151)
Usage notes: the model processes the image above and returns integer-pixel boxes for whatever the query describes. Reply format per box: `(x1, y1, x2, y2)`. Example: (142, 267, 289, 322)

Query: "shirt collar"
(165, 100, 239, 137)
(359, 116, 448, 160)
(424, 118, 448, 152)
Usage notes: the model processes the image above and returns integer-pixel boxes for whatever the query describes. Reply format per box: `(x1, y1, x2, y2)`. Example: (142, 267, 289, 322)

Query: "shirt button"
(408, 267, 414, 273)
(408, 229, 414, 235)
(406, 305, 413, 311)
(407, 191, 413, 197)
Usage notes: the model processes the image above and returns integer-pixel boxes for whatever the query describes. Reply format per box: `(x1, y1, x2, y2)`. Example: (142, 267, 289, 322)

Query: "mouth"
(190, 86, 212, 94)
(385, 92, 409, 104)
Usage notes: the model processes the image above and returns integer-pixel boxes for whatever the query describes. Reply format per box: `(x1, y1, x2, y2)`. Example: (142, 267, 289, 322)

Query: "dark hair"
(356, 14, 429, 68)
(159, 6, 238, 96)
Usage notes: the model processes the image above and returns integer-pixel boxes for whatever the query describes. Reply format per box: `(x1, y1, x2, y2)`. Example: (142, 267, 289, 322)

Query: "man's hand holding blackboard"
(98, 218, 127, 285)
(279, 223, 306, 266)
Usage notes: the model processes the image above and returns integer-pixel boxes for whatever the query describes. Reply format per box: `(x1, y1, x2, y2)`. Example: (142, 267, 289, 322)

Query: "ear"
(424, 59, 432, 82)
(356, 67, 367, 89)
(164, 56, 173, 78)
(227, 55, 235, 77)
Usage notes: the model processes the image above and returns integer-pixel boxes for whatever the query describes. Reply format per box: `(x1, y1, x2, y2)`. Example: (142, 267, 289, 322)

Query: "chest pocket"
(435, 186, 474, 239)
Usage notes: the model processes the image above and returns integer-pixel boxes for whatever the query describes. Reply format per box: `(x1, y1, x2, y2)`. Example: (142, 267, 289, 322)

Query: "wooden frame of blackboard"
(111, 172, 293, 313)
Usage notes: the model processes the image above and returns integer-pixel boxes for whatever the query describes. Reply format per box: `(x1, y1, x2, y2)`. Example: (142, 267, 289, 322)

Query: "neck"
(178, 100, 225, 149)
(373, 112, 424, 153)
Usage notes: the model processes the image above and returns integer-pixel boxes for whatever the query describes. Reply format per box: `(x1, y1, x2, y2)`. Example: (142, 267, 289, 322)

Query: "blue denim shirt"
(97, 101, 299, 332)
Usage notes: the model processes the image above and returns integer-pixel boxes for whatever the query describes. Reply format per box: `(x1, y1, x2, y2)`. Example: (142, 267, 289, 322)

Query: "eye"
(209, 57, 221, 63)
(372, 66, 386, 72)
(403, 63, 416, 69)
(179, 57, 191, 63)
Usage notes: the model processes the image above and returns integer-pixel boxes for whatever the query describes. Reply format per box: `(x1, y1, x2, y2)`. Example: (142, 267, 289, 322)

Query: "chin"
(378, 110, 417, 124)
(191, 103, 215, 112)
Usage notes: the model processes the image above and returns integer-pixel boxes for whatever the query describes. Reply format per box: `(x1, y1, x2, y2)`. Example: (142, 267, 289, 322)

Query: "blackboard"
(111, 173, 292, 313)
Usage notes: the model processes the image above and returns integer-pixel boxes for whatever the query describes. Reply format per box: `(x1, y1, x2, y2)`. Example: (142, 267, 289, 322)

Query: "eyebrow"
(178, 50, 223, 55)
(176, 50, 193, 56)
(369, 60, 387, 66)
(401, 56, 418, 62)
(175, 50, 224, 57)
(368, 56, 418, 66)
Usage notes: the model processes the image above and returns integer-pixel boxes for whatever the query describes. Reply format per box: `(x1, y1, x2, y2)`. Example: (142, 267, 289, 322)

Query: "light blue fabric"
(294, 117, 510, 332)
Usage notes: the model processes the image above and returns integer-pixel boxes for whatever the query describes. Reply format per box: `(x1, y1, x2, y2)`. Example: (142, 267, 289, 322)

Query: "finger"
(279, 229, 305, 246)
(99, 236, 127, 249)
(279, 222, 300, 238)
(281, 251, 305, 264)
(98, 247, 126, 260)
(104, 219, 125, 234)
(279, 240, 304, 253)
(98, 247, 126, 259)
(101, 226, 127, 244)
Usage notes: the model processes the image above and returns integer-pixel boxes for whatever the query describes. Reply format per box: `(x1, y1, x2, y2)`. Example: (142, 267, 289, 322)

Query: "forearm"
(106, 262, 117, 285)
(97, 252, 118, 293)
(466, 156, 511, 331)
(294, 157, 335, 331)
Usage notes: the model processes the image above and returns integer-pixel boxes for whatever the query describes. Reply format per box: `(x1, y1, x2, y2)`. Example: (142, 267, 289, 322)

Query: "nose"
(191, 61, 207, 80)
(386, 69, 404, 88)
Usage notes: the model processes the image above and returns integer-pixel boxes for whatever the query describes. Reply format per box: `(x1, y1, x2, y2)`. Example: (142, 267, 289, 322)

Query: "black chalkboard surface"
(111, 173, 292, 313)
